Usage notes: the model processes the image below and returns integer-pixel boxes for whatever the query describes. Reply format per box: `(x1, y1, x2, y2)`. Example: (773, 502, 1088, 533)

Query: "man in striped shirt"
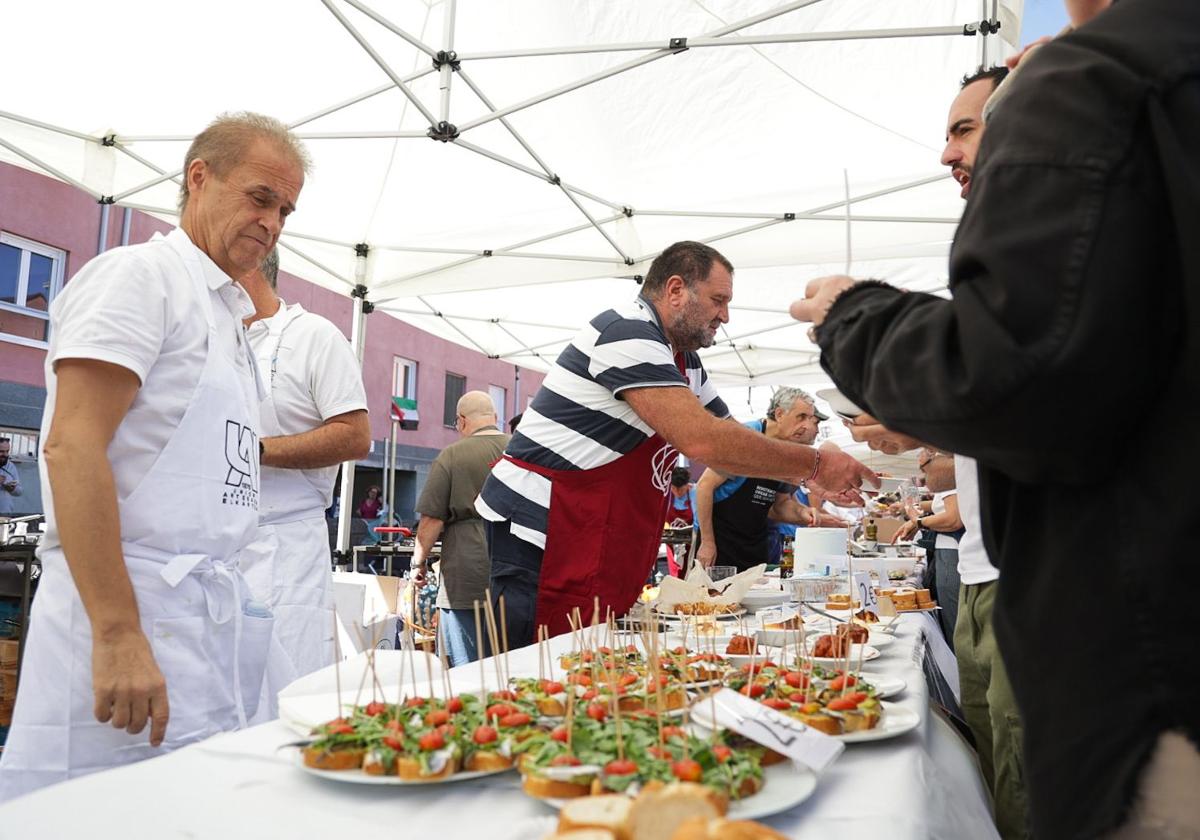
(477, 241, 876, 646)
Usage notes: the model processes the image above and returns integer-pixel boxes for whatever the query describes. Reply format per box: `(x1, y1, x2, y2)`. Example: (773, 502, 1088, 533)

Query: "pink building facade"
(0, 161, 545, 522)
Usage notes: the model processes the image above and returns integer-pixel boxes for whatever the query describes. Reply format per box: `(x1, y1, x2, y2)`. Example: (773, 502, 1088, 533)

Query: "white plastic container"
(791, 528, 848, 572)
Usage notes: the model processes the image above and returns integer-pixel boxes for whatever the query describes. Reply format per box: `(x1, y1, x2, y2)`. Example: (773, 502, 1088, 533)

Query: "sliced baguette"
(523, 773, 594, 799)
(670, 817, 791, 840)
(626, 782, 725, 840)
(557, 794, 632, 839)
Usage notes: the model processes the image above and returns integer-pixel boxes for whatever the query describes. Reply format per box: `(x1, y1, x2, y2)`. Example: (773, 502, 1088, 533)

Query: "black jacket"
(814, 1, 1200, 837)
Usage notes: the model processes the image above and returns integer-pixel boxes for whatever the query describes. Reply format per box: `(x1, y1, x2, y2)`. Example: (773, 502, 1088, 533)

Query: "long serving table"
(0, 613, 998, 839)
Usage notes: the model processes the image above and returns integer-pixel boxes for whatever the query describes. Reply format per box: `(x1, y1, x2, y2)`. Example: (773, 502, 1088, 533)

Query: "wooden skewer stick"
(439, 642, 453, 700)
(331, 610, 344, 719)
(537, 625, 545, 683)
(498, 595, 512, 687)
(604, 652, 625, 762)
(482, 592, 505, 694)
(407, 619, 419, 699)
(473, 599, 487, 697)
(423, 644, 436, 701)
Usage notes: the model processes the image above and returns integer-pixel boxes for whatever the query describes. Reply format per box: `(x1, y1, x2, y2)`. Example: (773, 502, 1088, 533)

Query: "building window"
(0, 427, 39, 461)
(443, 373, 466, 427)
(488, 384, 507, 425)
(0, 232, 66, 347)
(393, 356, 417, 400)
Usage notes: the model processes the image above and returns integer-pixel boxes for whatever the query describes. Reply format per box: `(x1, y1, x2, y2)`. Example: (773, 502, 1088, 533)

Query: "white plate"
(535, 758, 817, 820)
(857, 673, 906, 700)
(807, 644, 880, 667)
(739, 590, 790, 612)
(804, 630, 894, 650)
(835, 701, 920, 743)
(655, 607, 747, 621)
(292, 748, 515, 785)
(816, 387, 864, 419)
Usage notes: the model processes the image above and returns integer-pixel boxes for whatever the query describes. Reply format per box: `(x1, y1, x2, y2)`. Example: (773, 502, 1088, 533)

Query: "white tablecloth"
(0, 615, 997, 840)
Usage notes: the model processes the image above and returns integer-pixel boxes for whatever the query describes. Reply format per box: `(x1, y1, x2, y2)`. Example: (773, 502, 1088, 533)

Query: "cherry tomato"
(486, 703, 515, 719)
(551, 726, 569, 743)
(712, 745, 732, 763)
(489, 690, 518, 701)
(826, 696, 861, 711)
(784, 672, 808, 689)
(788, 692, 808, 703)
(499, 712, 532, 728)
(647, 746, 671, 760)
(418, 730, 445, 751)
(586, 703, 608, 722)
(740, 683, 766, 699)
(673, 646, 689, 656)
(424, 709, 450, 727)
(625, 645, 639, 654)
(328, 723, 355, 735)
(541, 680, 565, 695)
(763, 698, 792, 711)
(363, 701, 388, 717)
(472, 725, 498, 745)
(383, 735, 404, 751)
(581, 689, 598, 701)
(829, 674, 858, 692)
(604, 759, 638, 776)
(385, 720, 404, 734)
(672, 759, 703, 782)
(551, 754, 582, 767)
(446, 697, 464, 714)
(569, 674, 592, 686)
(405, 697, 427, 708)
(619, 673, 639, 687)
(598, 646, 613, 655)
(661, 726, 687, 740)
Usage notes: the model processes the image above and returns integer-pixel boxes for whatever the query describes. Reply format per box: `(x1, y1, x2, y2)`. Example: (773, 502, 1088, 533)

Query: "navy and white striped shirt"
(476, 296, 729, 548)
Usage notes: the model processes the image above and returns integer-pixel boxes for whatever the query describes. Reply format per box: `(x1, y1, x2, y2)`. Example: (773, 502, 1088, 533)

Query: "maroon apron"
(501, 432, 677, 636)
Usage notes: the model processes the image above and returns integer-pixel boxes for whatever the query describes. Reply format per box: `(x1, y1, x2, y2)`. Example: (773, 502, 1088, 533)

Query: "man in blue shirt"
(694, 388, 848, 571)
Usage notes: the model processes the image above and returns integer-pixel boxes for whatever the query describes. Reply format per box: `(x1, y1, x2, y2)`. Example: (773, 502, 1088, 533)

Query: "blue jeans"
(439, 608, 480, 666)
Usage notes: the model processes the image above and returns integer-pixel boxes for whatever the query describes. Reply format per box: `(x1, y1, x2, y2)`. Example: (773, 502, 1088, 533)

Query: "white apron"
(0, 230, 274, 802)
(242, 304, 335, 723)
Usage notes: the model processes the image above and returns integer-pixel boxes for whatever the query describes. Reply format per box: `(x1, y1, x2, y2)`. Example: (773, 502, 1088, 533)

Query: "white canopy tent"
(0, 0, 1021, 529)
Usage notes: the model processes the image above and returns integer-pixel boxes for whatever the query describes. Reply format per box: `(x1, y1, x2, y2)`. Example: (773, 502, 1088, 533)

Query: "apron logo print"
(650, 443, 679, 495)
(223, 420, 260, 508)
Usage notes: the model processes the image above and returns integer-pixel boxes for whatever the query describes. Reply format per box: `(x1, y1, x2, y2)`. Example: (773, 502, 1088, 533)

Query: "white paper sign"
(853, 572, 880, 615)
(698, 688, 843, 773)
(874, 558, 890, 590)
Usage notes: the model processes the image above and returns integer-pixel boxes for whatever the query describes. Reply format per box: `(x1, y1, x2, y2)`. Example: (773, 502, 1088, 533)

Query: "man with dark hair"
(239, 248, 369, 720)
(792, 1, 1200, 836)
(0, 437, 21, 515)
(476, 241, 877, 647)
(0, 112, 308, 800)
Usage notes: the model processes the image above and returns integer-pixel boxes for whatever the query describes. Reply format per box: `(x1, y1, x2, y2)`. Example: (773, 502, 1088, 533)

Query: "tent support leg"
(335, 252, 371, 556)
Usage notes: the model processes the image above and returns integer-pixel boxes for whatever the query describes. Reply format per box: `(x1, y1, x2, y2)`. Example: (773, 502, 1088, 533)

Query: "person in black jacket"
(791, 1, 1200, 837)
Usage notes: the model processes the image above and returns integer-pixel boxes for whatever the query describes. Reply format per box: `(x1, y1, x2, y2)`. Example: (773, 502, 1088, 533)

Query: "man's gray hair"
(260, 248, 280, 290)
(768, 387, 815, 419)
(177, 111, 311, 214)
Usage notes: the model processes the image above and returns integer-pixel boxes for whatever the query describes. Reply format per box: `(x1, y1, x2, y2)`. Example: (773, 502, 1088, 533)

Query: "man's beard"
(669, 297, 718, 352)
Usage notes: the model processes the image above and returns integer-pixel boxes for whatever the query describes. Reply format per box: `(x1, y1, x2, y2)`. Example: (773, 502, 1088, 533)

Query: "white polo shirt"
(38, 227, 254, 553)
(246, 300, 367, 520)
(954, 454, 1000, 585)
(931, 490, 960, 550)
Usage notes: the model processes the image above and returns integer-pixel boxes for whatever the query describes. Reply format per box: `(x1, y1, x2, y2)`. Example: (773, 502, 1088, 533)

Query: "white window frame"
(392, 356, 418, 400)
(0, 231, 66, 349)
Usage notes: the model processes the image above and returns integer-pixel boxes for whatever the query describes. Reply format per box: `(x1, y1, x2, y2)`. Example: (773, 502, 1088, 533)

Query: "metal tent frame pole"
(335, 249, 371, 555)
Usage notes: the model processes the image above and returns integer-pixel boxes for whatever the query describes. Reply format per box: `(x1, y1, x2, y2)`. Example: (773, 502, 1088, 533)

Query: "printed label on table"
(854, 571, 880, 615)
(700, 688, 843, 773)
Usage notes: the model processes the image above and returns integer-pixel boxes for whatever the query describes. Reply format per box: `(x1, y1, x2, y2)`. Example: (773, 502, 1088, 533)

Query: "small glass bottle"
(780, 538, 795, 579)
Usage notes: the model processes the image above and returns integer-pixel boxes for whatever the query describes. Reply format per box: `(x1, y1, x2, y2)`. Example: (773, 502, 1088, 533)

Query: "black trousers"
(484, 519, 543, 653)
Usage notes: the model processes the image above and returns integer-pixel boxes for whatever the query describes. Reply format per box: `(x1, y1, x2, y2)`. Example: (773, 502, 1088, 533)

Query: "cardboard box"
(332, 572, 401, 655)
(871, 517, 905, 545)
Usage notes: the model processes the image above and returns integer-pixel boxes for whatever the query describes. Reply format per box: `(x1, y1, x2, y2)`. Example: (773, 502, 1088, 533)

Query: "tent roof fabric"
(1, 0, 1021, 471)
